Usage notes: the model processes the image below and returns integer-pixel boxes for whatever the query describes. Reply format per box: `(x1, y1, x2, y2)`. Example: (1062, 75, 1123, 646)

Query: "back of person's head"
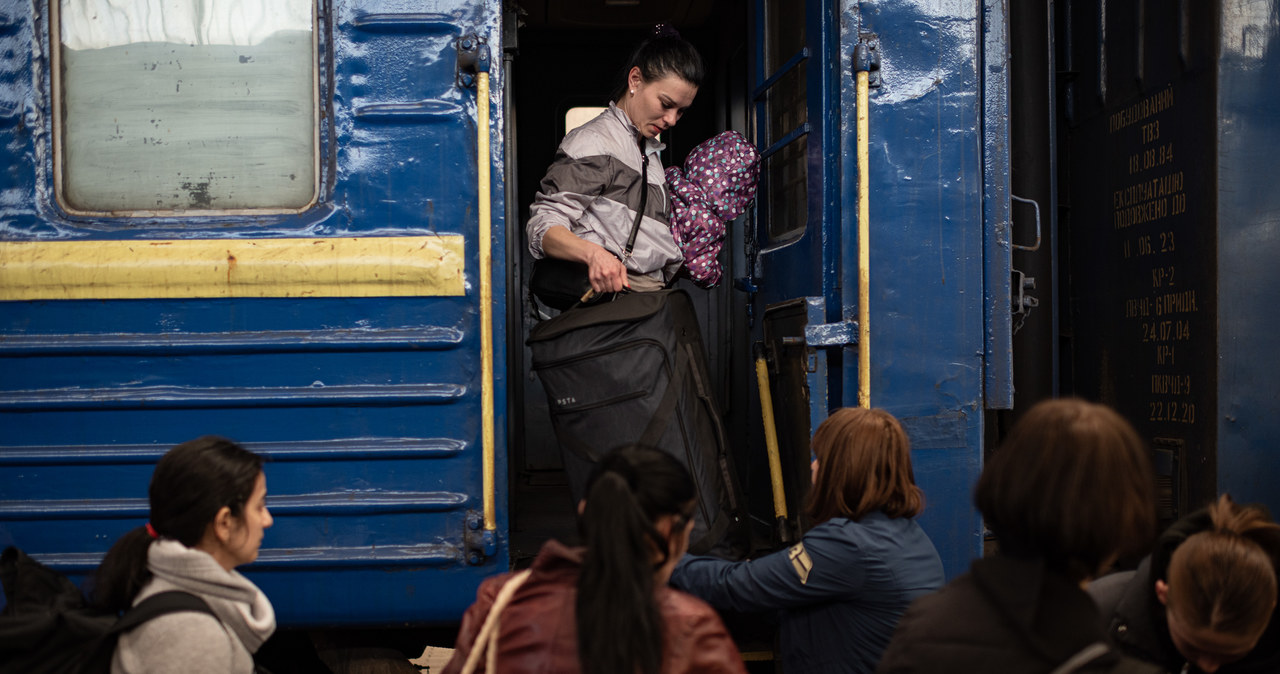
(807, 407, 923, 523)
(1165, 494, 1279, 643)
(576, 445, 696, 674)
(612, 24, 704, 101)
(975, 398, 1156, 583)
(93, 436, 264, 612)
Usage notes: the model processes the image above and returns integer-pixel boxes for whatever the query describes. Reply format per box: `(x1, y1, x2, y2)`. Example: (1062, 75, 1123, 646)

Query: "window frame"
(49, 0, 322, 217)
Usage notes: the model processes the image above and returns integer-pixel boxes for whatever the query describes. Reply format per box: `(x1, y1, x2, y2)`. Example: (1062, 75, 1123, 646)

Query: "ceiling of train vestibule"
(517, 0, 715, 28)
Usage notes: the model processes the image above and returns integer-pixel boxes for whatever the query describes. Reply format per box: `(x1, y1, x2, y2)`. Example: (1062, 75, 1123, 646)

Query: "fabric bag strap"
(459, 569, 533, 674)
(622, 147, 650, 259)
(109, 591, 214, 635)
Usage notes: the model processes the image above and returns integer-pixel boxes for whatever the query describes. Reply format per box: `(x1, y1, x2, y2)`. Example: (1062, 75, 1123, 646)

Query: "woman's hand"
(584, 245, 628, 293)
(541, 226, 630, 294)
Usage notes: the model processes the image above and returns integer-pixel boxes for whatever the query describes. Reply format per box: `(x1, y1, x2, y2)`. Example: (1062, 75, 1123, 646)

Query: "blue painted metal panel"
(839, 0, 988, 578)
(982, 0, 1014, 409)
(1217, 3, 1280, 518)
(0, 0, 507, 626)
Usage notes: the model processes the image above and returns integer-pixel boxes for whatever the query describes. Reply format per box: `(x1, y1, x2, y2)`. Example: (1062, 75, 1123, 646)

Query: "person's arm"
(669, 524, 866, 613)
(527, 137, 633, 294)
(540, 225, 629, 293)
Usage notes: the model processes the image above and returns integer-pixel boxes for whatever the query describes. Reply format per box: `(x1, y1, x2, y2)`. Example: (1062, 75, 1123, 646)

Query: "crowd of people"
(95, 397, 1280, 674)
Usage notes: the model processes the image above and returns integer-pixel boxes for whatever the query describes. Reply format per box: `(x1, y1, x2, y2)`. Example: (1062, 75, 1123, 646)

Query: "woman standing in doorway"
(527, 24, 703, 302)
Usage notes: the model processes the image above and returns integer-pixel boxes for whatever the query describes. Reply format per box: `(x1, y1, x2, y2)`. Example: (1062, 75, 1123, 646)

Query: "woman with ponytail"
(1090, 494, 1280, 673)
(92, 436, 275, 673)
(442, 446, 745, 674)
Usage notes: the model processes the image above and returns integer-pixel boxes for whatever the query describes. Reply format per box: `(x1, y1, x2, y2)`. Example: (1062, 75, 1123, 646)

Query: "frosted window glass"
(57, 0, 316, 213)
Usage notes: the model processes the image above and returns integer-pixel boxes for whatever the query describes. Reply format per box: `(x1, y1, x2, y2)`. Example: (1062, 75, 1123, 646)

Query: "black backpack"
(0, 546, 214, 674)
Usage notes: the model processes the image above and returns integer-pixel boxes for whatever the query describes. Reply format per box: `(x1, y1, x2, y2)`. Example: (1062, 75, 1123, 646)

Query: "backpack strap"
(109, 591, 215, 635)
(79, 591, 216, 673)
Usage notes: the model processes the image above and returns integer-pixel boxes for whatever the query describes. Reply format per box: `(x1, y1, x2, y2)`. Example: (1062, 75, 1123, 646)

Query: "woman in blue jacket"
(669, 407, 945, 674)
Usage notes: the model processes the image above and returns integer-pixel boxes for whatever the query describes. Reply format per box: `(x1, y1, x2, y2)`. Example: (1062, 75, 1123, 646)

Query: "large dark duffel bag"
(527, 289, 747, 558)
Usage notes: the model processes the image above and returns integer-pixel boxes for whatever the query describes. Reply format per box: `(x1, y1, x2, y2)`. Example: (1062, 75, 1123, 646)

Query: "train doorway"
(505, 1, 754, 563)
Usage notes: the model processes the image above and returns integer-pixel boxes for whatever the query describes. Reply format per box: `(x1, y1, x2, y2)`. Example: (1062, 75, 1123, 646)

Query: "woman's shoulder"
(889, 572, 991, 641)
(116, 610, 240, 673)
(655, 585, 724, 625)
(808, 512, 928, 545)
(559, 110, 633, 159)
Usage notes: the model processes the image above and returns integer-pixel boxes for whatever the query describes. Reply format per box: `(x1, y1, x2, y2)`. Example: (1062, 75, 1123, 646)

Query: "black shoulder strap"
(110, 591, 215, 635)
(622, 147, 651, 258)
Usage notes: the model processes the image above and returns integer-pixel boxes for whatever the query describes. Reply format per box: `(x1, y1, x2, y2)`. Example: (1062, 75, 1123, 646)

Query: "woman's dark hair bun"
(653, 23, 681, 39)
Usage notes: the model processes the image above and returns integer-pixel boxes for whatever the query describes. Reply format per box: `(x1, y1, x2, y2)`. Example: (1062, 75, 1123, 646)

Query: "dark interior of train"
(507, 0, 750, 564)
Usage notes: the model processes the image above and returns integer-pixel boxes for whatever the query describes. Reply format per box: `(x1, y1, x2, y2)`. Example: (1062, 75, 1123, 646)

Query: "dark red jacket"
(442, 540, 745, 674)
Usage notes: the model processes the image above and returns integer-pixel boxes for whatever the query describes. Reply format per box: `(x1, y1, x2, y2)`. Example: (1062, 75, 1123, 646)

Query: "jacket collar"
(970, 555, 1113, 665)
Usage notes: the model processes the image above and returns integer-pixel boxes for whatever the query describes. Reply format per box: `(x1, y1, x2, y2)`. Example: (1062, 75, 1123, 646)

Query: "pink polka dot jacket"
(665, 131, 761, 288)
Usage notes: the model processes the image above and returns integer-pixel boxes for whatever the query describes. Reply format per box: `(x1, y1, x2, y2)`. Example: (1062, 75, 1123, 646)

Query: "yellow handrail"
(856, 69, 871, 409)
(477, 70, 496, 532)
(754, 355, 789, 521)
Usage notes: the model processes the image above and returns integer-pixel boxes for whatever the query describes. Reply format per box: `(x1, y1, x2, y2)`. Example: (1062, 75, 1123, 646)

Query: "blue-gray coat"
(670, 511, 945, 674)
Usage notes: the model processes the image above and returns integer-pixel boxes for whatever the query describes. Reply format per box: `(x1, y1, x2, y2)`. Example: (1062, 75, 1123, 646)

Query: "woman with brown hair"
(669, 407, 945, 674)
(1089, 494, 1280, 673)
(877, 398, 1161, 674)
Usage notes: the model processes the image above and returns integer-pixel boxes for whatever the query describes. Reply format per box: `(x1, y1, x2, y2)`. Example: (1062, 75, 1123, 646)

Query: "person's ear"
(628, 66, 643, 91)
(212, 505, 235, 544)
(1155, 579, 1170, 606)
(577, 499, 586, 516)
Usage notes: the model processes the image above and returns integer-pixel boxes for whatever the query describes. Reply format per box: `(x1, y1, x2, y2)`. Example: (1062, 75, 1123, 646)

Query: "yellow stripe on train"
(0, 236, 466, 300)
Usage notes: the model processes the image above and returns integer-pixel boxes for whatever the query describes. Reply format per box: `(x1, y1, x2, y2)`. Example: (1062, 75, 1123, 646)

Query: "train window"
(765, 0, 805, 74)
(767, 135, 808, 240)
(761, 5, 808, 242)
(565, 107, 606, 136)
(52, 1, 317, 215)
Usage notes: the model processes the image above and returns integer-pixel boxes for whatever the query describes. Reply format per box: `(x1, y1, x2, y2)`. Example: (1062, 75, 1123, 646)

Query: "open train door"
(740, 0, 845, 542)
(744, 0, 1010, 577)
(0, 0, 507, 625)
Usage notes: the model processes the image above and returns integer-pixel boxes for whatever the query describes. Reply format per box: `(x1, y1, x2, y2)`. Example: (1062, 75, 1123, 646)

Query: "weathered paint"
(0, 0, 507, 627)
(0, 236, 466, 300)
(840, 0, 990, 577)
(1216, 1, 1280, 517)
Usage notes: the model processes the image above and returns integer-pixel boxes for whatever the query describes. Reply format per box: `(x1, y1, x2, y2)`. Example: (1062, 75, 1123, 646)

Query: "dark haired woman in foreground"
(671, 407, 945, 674)
(442, 445, 745, 674)
(93, 436, 275, 674)
(1089, 494, 1280, 673)
(878, 398, 1161, 673)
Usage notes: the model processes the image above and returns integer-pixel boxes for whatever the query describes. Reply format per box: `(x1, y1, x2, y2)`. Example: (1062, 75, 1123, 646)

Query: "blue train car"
(2, 0, 1277, 638)
(1, 0, 508, 625)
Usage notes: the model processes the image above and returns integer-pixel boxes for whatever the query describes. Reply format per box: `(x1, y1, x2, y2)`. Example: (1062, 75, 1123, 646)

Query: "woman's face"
(623, 68, 698, 139)
(226, 472, 273, 568)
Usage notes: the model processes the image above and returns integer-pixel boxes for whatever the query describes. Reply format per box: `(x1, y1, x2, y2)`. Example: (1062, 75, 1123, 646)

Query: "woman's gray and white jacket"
(526, 102, 683, 284)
